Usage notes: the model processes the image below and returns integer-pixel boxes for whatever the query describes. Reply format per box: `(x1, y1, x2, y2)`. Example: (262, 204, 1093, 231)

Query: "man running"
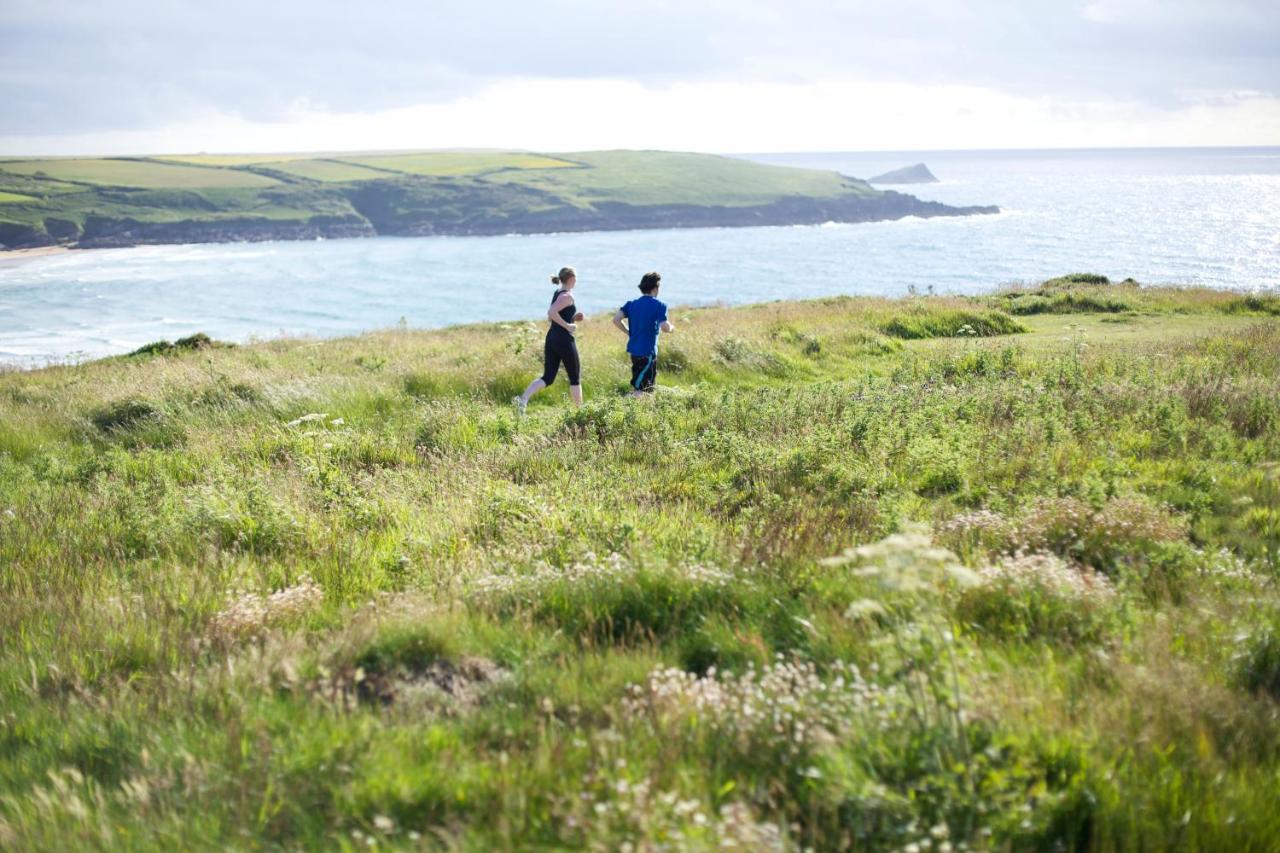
(613, 271, 675, 396)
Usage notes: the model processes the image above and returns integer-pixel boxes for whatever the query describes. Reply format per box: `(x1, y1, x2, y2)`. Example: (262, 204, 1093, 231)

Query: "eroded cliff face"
(74, 214, 376, 249)
(2, 188, 997, 250)
(0, 221, 57, 250)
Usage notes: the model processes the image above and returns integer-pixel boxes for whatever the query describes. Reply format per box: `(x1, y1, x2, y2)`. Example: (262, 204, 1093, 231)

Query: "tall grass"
(1, 278, 1278, 848)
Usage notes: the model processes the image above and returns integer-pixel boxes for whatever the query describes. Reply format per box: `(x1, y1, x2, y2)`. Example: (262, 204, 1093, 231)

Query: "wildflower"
(208, 575, 324, 641)
(822, 526, 978, 591)
(471, 552, 739, 602)
(621, 658, 888, 757)
(975, 551, 1114, 603)
(285, 412, 328, 427)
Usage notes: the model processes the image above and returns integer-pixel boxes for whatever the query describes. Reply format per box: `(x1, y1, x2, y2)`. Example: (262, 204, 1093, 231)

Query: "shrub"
(89, 398, 184, 448)
(713, 336, 753, 363)
(660, 343, 692, 374)
(415, 403, 499, 453)
(953, 552, 1118, 645)
(183, 482, 305, 555)
(91, 398, 160, 431)
(127, 332, 221, 356)
(916, 456, 963, 496)
(998, 291, 1135, 315)
(936, 509, 1015, 561)
(1220, 294, 1280, 316)
(470, 553, 759, 645)
(938, 496, 1187, 578)
(678, 617, 770, 674)
(771, 324, 823, 356)
(990, 274, 1136, 315)
(485, 368, 531, 402)
(402, 371, 447, 398)
(1081, 496, 1187, 570)
(1231, 392, 1277, 438)
(711, 336, 796, 377)
(1042, 273, 1111, 287)
(880, 308, 1025, 339)
(835, 330, 903, 357)
(1233, 614, 1280, 699)
(353, 621, 456, 674)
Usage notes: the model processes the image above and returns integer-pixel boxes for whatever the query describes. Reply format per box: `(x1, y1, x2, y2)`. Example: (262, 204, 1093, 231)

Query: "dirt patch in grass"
(356, 655, 508, 710)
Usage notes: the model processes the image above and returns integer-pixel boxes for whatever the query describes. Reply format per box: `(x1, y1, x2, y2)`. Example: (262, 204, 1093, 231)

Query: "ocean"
(2, 146, 1277, 367)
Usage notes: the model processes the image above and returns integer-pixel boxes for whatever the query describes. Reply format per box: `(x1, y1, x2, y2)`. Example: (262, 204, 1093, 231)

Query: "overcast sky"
(2, 0, 1277, 155)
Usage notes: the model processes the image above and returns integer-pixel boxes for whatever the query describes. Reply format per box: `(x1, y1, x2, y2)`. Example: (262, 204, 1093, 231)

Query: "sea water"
(1, 146, 1277, 367)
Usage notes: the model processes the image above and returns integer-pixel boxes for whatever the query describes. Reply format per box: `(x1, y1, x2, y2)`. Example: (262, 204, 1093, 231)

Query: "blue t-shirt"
(620, 295, 668, 356)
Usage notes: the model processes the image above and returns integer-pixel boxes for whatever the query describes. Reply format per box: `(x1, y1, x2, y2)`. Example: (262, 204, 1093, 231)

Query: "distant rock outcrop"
(868, 163, 939, 185)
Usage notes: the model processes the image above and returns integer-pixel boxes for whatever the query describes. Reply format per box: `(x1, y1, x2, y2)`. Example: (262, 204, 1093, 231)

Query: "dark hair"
(551, 266, 577, 286)
(639, 271, 661, 293)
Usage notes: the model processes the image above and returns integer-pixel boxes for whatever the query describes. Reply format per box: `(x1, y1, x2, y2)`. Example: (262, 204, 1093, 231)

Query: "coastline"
(0, 191, 998, 253)
(0, 196, 1000, 256)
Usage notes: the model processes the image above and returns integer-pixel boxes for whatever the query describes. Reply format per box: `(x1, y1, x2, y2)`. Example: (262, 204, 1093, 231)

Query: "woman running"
(514, 266, 585, 413)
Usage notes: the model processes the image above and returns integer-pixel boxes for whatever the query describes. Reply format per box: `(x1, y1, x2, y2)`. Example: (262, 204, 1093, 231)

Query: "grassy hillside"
(0, 149, 968, 250)
(488, 150, 867, 207)
(2, 276, 1279, 849)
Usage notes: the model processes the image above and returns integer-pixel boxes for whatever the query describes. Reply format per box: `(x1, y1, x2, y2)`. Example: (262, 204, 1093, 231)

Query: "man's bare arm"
(613, 310, 629, 335)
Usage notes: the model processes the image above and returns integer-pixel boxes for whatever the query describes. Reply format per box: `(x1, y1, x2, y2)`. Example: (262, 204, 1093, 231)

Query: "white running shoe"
(512, 395, 527, 416)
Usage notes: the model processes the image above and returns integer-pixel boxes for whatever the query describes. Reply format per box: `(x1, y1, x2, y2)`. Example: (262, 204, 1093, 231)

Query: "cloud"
(0, 0, 1276, 145)
(4, 77, 1277, 156)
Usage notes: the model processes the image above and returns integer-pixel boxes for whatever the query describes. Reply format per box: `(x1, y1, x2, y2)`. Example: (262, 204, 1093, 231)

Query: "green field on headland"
(2, 276, 1279, 849)
(0, 149, 994, 250)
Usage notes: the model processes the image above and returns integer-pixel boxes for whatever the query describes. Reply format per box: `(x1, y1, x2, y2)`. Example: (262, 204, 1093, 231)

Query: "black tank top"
(548, 289, 576, 341)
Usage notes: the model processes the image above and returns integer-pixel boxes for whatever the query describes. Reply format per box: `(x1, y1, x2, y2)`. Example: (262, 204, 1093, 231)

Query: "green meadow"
(0, 158, 282, 189)
(0, 191, 40, 204)
(260, 160, 402, 183)
(2, 276, 1279, 849)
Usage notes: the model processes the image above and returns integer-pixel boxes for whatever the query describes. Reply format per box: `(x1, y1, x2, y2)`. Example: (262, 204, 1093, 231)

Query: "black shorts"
(541, 333, 581, 386)
(630, 355, 657, 393)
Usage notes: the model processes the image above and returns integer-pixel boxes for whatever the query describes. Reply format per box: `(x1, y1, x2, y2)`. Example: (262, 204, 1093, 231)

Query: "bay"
(2, 146, 1277, 367)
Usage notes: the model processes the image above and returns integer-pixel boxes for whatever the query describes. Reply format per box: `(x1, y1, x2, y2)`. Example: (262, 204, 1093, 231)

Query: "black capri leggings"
(541, 333, 581, 386)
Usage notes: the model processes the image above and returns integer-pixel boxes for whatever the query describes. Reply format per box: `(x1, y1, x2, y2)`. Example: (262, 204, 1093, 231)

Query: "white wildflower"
(208, 575, 324, 641)
(977, 551, 1114, 602)
(471, 552, 740, 602)
(285, 412, 328, 427)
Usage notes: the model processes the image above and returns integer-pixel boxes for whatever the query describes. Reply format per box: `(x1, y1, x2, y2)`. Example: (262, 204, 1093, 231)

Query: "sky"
(1, 0, 1278, 155)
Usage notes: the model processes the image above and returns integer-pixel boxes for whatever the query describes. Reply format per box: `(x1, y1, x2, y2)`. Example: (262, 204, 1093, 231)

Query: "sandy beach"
(0, 245, 74, 263)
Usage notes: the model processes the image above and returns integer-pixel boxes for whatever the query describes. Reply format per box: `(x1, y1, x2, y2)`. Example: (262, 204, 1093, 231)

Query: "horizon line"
(1, 143, 1279, 161)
